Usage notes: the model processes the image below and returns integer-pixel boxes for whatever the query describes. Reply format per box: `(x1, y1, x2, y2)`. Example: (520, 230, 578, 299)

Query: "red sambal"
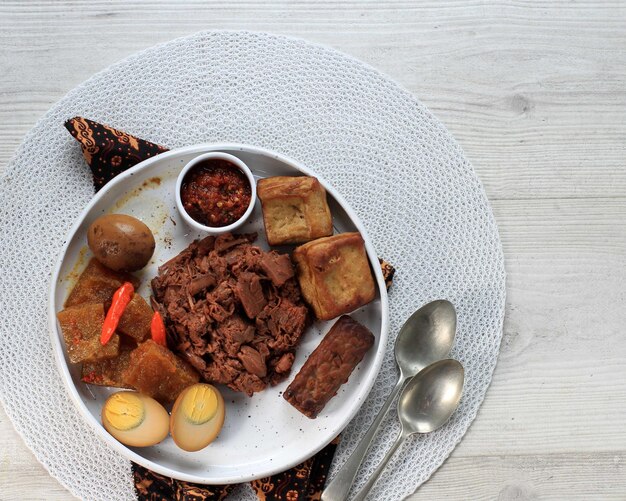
(181, 159, 252, 227)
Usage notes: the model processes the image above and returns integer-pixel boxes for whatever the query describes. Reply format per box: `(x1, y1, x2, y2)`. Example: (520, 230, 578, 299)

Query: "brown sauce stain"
(113, 176, 163, 210)
(60, 246, 89, 302)
(143, 176, 161, 188)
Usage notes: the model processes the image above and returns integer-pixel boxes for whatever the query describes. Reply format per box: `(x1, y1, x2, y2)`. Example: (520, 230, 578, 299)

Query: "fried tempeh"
(283, 315, 374, 418)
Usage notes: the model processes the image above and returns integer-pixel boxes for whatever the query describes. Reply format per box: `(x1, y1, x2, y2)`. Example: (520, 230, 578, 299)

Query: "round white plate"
(48, 143, 389, 484)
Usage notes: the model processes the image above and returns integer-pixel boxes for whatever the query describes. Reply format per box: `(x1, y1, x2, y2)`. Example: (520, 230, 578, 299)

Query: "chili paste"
(181, 159, 252, 227)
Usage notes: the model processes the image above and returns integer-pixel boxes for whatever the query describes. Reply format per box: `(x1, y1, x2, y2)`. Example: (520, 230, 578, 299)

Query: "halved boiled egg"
(170, 383, 225, 451)
(101, 391, 169, 447)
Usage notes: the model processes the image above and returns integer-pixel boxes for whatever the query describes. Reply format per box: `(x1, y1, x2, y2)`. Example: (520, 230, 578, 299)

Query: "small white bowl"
(175, 152, 257, 234)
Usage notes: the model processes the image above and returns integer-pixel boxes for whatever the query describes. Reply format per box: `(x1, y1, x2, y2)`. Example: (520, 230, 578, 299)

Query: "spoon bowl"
(351, 359, 464, 501)
(395, 299, 457, 378)
(399, 358, 465, 435)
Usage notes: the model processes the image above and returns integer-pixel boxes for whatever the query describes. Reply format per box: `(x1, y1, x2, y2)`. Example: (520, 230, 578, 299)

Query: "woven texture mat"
(0, 31, 505, 500)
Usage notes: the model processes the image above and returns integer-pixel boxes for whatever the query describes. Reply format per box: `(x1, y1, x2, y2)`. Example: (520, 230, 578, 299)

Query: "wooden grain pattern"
(0, 406, 76, 500)
(413, 451, 626, 500)
(1, 1, 625, 500)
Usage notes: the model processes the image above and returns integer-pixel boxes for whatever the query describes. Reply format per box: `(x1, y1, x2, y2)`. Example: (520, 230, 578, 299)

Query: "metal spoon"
(321, 300, 456, 501)
(351, 358, 465, 501)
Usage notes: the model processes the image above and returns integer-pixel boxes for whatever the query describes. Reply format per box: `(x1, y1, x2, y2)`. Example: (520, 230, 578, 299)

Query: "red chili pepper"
(150, 311, 167, 347)
(100, 282, 134, 345)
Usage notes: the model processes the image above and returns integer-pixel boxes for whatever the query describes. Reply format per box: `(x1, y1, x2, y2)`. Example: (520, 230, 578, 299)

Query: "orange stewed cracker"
(64, 258, 140, 309)
(117, 293, 153, 343)
(123, 340, 200, 404)
(81, 343, 134, 388)
(56, 302, 120, 363)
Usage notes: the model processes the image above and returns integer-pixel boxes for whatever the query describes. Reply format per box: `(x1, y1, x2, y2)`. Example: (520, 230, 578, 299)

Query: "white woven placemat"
(0, 31, 505, 501)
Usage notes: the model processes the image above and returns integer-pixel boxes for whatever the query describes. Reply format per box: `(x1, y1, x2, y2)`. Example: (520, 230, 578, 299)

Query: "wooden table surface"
(1, 2, 625, 500)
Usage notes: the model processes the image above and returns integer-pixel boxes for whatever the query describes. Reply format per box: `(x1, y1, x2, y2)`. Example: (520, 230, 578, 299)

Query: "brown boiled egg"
(87, 214, 155, 271)
(170, 383, 225, 451)
(101, 391, 169, 447)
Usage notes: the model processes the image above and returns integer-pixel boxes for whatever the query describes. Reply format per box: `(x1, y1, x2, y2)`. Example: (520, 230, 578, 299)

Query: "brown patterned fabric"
(64, 116, 168, 191)
(379, 259, 396, 291)
(132, 464, 234, 501)
(305, 437, 340, 500)
(250, 438, 339, 501)
(251, 458, 314, 501)
(66, 117, 394, 501)
(132, 465, 175, 500)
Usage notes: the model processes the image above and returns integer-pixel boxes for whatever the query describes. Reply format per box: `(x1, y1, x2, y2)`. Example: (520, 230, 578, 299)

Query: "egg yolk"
(181, 384, 218, 424)
(104, 392, 145, 430)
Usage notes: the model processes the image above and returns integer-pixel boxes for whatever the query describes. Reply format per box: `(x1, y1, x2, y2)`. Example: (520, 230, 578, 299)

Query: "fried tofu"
(292, 232, 376, 320)
(123, 340, 200, 403)
(64, 258, 140, 309)
(257, 176, 332, 245)
(56, 303, 120, 363)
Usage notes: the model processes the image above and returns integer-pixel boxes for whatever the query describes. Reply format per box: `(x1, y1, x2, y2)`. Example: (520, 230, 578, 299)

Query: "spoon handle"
(350, 430, 407, 501)
(321, 377, 405, 501)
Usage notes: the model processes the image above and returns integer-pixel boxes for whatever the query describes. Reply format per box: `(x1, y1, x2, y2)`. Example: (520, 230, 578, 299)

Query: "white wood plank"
(458, 198, 626, 457)
(1, 1, 625, 200)
(0, 406, 77, 500)
(411, 450, 626, 500)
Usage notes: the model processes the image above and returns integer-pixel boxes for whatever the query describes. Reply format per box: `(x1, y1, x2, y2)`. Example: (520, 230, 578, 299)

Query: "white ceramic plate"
(48, 144, 389, 484)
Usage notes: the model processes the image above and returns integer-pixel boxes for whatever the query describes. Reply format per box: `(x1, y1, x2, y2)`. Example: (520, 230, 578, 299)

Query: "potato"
(87, 214, 155, 271)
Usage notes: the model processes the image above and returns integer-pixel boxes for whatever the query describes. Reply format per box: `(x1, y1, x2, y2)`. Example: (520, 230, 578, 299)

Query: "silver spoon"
(322, 300, 456, 501)
(351, 358, 465, 501)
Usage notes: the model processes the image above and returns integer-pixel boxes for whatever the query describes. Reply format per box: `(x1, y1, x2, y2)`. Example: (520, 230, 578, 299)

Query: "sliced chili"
(100, 282, 134, 345)
(150, 311, 167, 347)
